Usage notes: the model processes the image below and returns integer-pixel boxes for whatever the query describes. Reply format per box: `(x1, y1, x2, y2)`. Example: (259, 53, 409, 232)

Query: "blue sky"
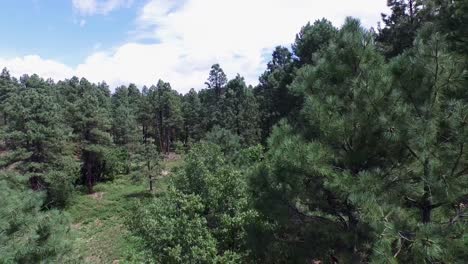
(0, 0, 389, 92)
(0, 0, 138, 65)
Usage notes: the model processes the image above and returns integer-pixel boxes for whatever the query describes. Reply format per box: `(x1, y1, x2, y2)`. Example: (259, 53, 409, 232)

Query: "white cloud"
(0, 55, 74, 81)
(72, 0, 133, 15)
(80, 19, 87, 27)
(2, 0, 389, 93)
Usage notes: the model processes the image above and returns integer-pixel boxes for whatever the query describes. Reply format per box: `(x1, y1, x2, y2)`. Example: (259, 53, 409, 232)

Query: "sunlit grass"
(64, 156, 183, 263)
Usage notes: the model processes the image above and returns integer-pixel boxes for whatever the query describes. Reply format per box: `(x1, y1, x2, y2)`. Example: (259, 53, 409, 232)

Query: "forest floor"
(65, 156, 184, 263)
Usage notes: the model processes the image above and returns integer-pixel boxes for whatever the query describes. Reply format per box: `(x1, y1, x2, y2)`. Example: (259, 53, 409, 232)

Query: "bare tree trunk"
(147, 160, 153, 192)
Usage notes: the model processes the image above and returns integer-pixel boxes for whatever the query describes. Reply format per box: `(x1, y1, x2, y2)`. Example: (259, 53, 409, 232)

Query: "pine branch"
(404, 142, 422, 164)
(404, 196, 419, 207)
(448, 204, 467, 225)
(398, 231, 415, 242)
(284, 199, 341, 227)
(393, 237, 403, 258)
(454, 167, 468, 178)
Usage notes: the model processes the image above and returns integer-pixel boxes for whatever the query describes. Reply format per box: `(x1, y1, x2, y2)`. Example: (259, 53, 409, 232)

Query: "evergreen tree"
(205, 63, 227, 98)
(111, 85, 139, 146)
(200, 64, 229, 131)
(254, 18, 468, 262)
(68, 78, 113, 193)
(363, 30, 468, 262)
(428, 0, 468, 57)
(132, 140, 162, 192)
(137, 85, 154, 144)
(255, 46, 298, 142)
(2, 75, 78, 206)
(0, 174, 71, 263)
(223, 75, 260, 145)
(182, 88, 203, 144)
(0, 68, 18, 127)
(377, 0, 424, 58)
(148, 80, 183, 153)
(253, 18, 403, 262)
(293, 18, 338, 65)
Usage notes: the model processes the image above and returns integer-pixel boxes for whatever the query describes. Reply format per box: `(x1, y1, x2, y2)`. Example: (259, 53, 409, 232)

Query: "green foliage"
(377, 0, 424, 58)
(205, 64, 227, 97)
(128, 190, 220, 263)
(293, 18, 338, 65)
(131, 141, 162, 191)
(61, 78, 113, 193)
(0, 68, 17, 127)
(64, 178, 151, 263)
(111, 85, 140, 146)
(429, 0, 468, 56)
(199, 65, 226, 131)
(1, 5, 467, 262)
(2, 75, 79, 207)
(147, 80, 184, 153)
(255, 46, 299, 143)
(128, 143, 259, 262)
(253, 18, 468, 263)
(222, 75, 261, 145)
(0, 174, 71, 263)
(182, 88, 203, 144)
(203, 126, 241, 156)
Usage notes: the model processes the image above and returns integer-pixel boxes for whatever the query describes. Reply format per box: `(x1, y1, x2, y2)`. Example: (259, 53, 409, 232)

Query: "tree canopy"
(0, 3, 466, 262)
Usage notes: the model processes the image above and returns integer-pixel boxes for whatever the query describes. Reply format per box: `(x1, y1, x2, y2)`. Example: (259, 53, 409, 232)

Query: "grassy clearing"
(164, 154, 185, 171)
(65, 178, 148, 263)
(65, 157, 183, 263)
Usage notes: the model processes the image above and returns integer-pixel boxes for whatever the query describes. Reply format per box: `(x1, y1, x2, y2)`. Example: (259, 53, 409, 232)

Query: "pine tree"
(200, 64, 229, 131)
(67, 78, 113, 193)
(182, 88, 202, 144)
(253, 18, 403, 262)
(293, 18, 338, 66)
(137, 85, 154, 144)
(377, 0, 424, 58)
(148, 80, 183, 154)
(205, 63, 227, 98)
(428, 0, 468, 57)
(362, 30, 468, 262)
(0, 173, 71, 263)
(254, 18, 468, 262)
(255, 46, 298, 142)
(0, 68, 18, 127)
(111, 85, 139, 146)
(223, 75, 260, 145)
(2, 74, 78, 206)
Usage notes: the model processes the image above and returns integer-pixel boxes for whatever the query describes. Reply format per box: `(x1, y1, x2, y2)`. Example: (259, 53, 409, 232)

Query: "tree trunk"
(158, 111, 164, 152)
(85, 152, 95, 194)
(165, 127, 170, 154)
(147, 160, 153, 192)
(142, 124, 147, 144)
(422, 205, 431, 224)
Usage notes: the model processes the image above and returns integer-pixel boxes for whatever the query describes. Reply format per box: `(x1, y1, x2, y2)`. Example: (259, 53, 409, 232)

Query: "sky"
(0, 0, 389, 93)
